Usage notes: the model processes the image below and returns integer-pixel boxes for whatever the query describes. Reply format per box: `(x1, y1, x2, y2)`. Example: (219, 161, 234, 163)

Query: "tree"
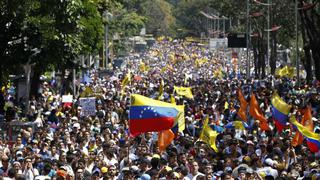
(141, 0, 176, 36)
(298, 0, 320, 81)
(0, 0, 105, 90)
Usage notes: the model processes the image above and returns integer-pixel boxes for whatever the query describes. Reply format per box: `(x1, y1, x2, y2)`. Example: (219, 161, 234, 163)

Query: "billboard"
(227, 33, 247, 48)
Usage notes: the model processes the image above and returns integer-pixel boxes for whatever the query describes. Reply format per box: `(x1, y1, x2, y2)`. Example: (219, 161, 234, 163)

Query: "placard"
(79, 97, 96, 117)
(62, 95, 73, 103)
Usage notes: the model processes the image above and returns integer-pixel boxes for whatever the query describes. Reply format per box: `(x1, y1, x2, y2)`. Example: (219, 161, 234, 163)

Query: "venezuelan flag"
(225, 121, 250, 130)
(292, 106, 313, 147)
(290, 116, 320, 152)
(271, 93, 291, 132)
(129, 94, 179, 135)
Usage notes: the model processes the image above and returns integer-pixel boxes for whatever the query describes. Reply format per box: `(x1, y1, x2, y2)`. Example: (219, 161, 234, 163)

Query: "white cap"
(73, 123, 80, 129)
(71, 116, 78, 121)
(246, 140, 254, 146)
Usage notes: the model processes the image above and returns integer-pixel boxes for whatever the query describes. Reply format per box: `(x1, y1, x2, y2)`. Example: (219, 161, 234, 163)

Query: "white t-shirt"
(186, 172, 204, 180)
(23, 168, 39, 180)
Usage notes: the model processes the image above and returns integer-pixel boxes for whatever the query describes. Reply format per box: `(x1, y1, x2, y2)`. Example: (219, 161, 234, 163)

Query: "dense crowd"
(0, 40, 320, 180)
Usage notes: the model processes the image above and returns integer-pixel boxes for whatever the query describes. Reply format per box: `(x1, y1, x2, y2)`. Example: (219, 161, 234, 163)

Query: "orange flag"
(249, 93, 270, 131)
(237, 89, 248, 121)
(158, 129, 175, 152)
(292, 106, 314, 147)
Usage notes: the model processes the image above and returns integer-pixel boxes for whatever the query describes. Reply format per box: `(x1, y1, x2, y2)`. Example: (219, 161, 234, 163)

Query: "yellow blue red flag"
(129, 94, 180, 135)
(290, 116, 320, 152)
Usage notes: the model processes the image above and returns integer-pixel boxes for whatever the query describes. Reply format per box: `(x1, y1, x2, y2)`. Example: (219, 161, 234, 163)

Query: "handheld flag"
(121, 71, 131, 97)
(139, 61, 146, 72)
(129, 94, 179, 135)
(170, 94, 176, 105)
(291, 107, 315, 150)
(225, 121, 250, 130)
(80, 86, 94, 97)
(171, 105, 185, 133)
(158, 129, 175, 152)
(199, 116, 219, 152)
(158, 79, 164, 100)
(249, 93, 270, 131)
(275, 66, 295, 78)
(174, 86, 194, 99)
(271, 92, 291, 132)
(237, 89, 248, 121)
(290, 116, 320, 152)
(213, 68, 223, 79)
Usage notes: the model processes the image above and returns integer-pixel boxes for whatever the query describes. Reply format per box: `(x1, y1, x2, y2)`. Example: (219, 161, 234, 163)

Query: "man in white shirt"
(186, 161, 204, 180)
(23, 157, 39, 180)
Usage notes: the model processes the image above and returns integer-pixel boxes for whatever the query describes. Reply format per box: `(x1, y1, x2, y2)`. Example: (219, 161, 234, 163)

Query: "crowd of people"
(0, 39, 320, 180)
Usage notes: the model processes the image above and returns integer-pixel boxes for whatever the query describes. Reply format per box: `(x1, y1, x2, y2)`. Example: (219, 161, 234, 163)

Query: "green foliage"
(0, 0, 105, 84)
(174, 0, 209, 36)
(141, 0, 176, 35)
